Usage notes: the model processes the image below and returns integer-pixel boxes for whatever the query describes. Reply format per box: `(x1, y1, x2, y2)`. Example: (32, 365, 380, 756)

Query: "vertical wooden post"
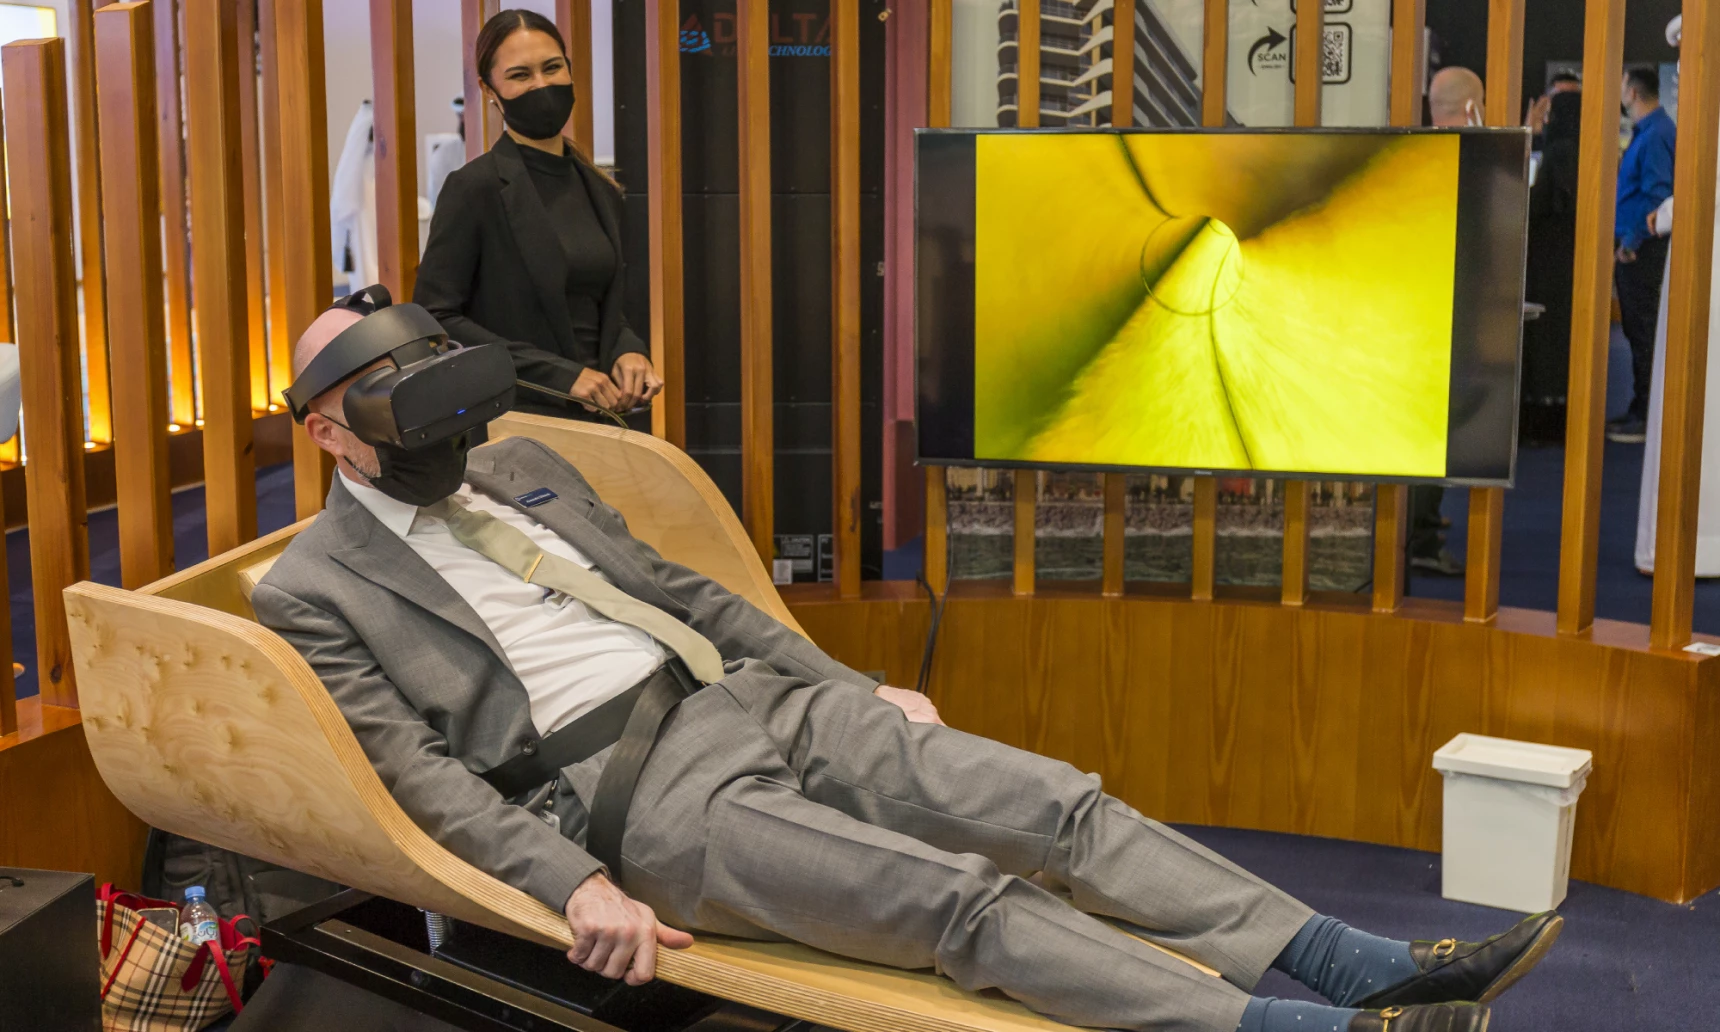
(1373, 0, 1424, 615)
(463, 0, 496, 161)
(260, 0, 291, 408)
(0, 65, 10, 731)
(371, 0, 418, 302)
(1013, 470, 1036, 596)
(5, 38, 91, 707)
(1282, 481, 1311, 605)
(69, 0, 113, 444)
(97, 2, 176, 591)
(1293, 0, 1323, 127)
(928, 0, 952, 128)
(1651, 0, 1720, 650)
(645, 0, 685, 448)
(1018, 0, 1040, 128)
(1556, 0, 1626, 636)
(1100, 0, 1137, 596)
(1192, 477, 1217, 600)
(1467, 0, 1522, 624)
(738, 0, 774, 563)
(924, 469, 948, 593)
(1200, 0, 1226, 127)
(556, 0, 595, 158)
(155, 0, 196, 428)
(186, 0, 258, 554)
(237, 0, 269, 414)
(832, 0, 862, 598)
(275, 0, 336, 519)
(1102, 473, 1126, 596)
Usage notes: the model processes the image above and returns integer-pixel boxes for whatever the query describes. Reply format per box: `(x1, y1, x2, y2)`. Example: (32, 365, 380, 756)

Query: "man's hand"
(874, 684, 944, 725)
(570, 367, 624, 414)
(611, 353, 664, 411)
(1616, 244, 1638, 265)
(564, 871, 693, 985)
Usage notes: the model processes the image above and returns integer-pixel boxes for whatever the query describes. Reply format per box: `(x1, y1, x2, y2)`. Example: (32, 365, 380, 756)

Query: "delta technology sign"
(679, 11, 831, 56)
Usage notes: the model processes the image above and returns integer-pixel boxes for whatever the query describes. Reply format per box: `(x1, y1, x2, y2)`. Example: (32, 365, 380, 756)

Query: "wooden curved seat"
(67, 413, 1201, 1032)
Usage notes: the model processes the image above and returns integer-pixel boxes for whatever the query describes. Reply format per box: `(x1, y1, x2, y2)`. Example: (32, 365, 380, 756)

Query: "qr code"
(1289, 23, 1352, 86)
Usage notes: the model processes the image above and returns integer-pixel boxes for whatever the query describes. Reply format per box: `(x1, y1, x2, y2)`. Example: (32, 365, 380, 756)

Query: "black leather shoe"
(1349, 1003, 1489, 1032)
(1354, 911, 1563, 1008)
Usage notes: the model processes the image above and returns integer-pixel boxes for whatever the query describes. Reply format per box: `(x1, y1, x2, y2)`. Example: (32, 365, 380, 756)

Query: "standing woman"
(416, 9, 661, 420)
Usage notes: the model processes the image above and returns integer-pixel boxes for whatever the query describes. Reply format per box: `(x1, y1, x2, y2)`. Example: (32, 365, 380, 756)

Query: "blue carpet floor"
(1176, 824, 1713, 1031)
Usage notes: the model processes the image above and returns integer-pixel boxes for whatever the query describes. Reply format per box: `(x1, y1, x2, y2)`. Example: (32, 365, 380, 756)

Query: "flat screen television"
(915, 128, 1531, 486)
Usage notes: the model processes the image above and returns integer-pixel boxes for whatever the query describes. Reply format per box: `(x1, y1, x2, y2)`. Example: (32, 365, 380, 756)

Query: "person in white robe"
(330, 100, 379, 296)
(1635, 14, 1720, 576)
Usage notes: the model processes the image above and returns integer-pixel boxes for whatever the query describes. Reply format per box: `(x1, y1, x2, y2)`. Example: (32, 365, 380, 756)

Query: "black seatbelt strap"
(583, 660, 699, 876)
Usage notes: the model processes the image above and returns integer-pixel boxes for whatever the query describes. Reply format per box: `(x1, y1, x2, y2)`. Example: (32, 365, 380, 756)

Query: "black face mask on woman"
(498, 83, 575, 141)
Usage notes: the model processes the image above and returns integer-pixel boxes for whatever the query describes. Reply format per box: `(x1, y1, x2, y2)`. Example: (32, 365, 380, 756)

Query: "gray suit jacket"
(252, 436, 877, 910)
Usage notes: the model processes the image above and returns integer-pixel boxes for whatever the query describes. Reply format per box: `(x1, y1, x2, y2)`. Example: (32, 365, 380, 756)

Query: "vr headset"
(283, 285, 515, 448)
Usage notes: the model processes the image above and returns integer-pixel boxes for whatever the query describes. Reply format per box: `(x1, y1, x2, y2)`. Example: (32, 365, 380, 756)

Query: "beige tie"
(423, 496, 726, 684)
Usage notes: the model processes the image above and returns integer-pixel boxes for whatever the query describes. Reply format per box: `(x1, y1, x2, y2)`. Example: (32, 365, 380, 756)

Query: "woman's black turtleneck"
(518, 143, 616, 368)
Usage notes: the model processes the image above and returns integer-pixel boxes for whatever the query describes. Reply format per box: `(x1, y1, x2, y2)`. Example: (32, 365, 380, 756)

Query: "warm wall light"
(194, 419, 205, 428)
(83, 441, 95, 450)
(167, 423, 182, 433)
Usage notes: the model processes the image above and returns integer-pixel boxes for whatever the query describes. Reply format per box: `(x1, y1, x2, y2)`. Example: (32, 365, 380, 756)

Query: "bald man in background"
(1429, 66, 1485, 127)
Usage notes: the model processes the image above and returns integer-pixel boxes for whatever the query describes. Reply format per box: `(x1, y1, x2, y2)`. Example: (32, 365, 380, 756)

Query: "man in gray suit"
(254, 303, 1556, 1032)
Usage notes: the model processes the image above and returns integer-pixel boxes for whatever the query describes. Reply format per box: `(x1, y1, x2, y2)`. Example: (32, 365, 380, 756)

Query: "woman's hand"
(570, 366, 624, 414)
(611, 353, 664, 411)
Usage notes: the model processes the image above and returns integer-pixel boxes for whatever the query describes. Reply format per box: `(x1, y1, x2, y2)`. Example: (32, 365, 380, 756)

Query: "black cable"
(512, 379, 633, 430)
(913, 538, 955, 696)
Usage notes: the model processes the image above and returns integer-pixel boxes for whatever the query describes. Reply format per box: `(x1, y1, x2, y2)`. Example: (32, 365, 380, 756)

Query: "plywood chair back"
(69, 416, 1193, 1032)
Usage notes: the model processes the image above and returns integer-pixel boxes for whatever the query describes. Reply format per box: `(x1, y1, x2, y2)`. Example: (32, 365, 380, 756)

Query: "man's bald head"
(1429, 67, 1485, 127)
(293, 306, 381, 482)
(292, 306, 365, 382)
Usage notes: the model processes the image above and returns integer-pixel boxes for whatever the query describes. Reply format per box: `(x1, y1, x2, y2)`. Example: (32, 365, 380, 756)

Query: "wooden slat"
(1200, 0, 1226, 127)
(186, 0, 258, 554)
(1464, 486, 1503, 621)
(155, 0, 196, 427)
(1017, 0, 1040, 129)
(370, 0, 418, 301)
(1373, 0, 1422, 613)
(1293, 0, 1323, 127)
(645, 0, 685, 447)
(462, 0, 497, 162)
(1652, 0, 1720, 650)
(832, 0, 863, 598)
(1281, 480, 1310, 606)
(1191, 477, 1217, 600)
(4, 38, 91, 707)
(1371, 485, 1408, 612)
(1102, 474, 1126, 596)
(1112, 0, 1135, 129)
(556, 0, 595, 157)
(69, 0, 113, 444)
(96, 2, 175, 591)
(738, 0, 774, 562)
(1556, 0, 1626, 636)
(260, 0, 290, 409)
(237, 0, 269, 414)
(924, 468, 948, 592)
(0, 80, 12, 474)
(1013, 470, 1036, 596)
(274, 0, 336, 519)
(1466, 0, 1522, 624)
(929, 0, 951, 127)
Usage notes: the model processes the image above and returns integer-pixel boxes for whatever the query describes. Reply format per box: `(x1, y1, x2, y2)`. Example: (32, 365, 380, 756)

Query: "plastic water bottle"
(179, 886, 220, 946)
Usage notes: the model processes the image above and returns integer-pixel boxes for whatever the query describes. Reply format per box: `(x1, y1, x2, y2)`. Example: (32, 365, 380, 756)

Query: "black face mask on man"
(498, 83, 575, 141)
(335, 417, 473, 507)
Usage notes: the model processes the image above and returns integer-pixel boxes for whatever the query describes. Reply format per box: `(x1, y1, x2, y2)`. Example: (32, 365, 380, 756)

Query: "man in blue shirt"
(1610, 66, 1677, 443)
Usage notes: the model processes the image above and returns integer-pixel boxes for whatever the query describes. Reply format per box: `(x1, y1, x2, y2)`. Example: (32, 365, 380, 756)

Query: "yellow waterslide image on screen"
(973, 133, 1461, 476)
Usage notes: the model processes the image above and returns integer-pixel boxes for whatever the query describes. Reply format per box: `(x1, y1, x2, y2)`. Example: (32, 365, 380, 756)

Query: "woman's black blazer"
(414, 134, 647, 409)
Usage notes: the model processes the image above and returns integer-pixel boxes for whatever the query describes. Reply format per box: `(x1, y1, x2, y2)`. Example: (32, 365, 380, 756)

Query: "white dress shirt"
(339, 474, 666, 735)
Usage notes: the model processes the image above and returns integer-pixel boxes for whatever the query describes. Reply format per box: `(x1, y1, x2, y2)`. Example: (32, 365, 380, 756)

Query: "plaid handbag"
(96, 883, 262, 1032)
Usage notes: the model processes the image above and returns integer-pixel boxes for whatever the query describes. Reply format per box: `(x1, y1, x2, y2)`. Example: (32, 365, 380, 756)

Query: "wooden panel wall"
(5, 38, 91, 708)
(273, 0, 337, 519)
(645, 0, 686, 448)
(186, 0, 258, 554)
(737, 0, 774, 563)
(1556, 0, 1626, 636)
(96, 1, 175, 591)
(371, 0, 418, 302)
(787, 590, 1720, 905)
(832, 0, 863, 599)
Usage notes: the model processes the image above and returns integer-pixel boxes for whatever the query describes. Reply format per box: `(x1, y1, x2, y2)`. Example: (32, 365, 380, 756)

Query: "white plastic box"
(1432, 733, 1593, 913)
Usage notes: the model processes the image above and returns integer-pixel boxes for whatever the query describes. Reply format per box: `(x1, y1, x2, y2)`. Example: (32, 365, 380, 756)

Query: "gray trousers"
(553, 660, 1314, 1032)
